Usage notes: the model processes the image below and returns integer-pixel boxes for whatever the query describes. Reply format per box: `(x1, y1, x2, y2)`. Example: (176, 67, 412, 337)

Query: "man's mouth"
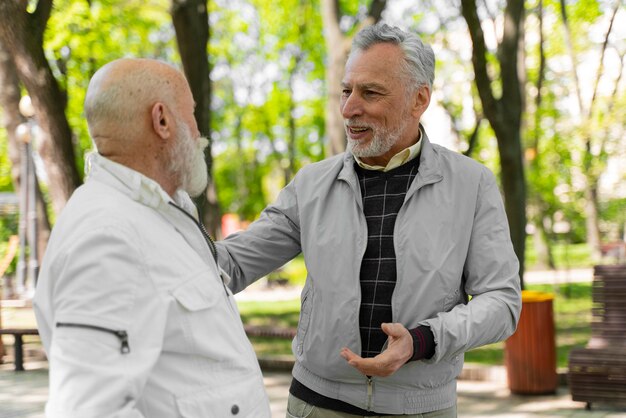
(346, 125, 370, 136)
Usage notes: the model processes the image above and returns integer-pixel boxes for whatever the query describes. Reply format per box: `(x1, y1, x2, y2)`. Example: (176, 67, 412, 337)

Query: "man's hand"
(340, 323, 413, 377)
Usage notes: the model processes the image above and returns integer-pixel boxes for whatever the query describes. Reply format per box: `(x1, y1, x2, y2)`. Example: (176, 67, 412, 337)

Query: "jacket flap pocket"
(172, 272, 220, 311)
(176, 375, 269, 417)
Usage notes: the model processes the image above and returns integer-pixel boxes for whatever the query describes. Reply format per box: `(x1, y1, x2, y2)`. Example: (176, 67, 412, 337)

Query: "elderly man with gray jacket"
(217, 23, 521, 418)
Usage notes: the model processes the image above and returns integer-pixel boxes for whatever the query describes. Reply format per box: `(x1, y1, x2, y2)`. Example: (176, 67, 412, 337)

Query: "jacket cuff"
(407, 325, 435, 362)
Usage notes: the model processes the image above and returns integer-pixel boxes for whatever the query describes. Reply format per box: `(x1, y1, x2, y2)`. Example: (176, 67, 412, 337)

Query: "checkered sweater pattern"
(355, 158, 421, 358)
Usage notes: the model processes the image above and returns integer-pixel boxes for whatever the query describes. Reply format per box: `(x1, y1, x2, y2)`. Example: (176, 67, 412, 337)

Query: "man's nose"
(340, 93, 363, 119)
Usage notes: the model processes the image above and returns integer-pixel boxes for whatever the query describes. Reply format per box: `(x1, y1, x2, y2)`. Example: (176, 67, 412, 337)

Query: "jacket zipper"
(366, 376, 373, 411)
(168, 202, 218, 262)
(56, 322, 130, 354)
(168, 202, 230, 298)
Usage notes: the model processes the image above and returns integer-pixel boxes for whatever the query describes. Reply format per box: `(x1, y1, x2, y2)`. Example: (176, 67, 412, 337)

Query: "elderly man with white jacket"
(34, 58, 270, 418)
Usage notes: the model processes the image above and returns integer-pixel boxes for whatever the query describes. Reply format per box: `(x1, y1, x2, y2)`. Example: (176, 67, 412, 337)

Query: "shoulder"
(430, 143, 494, 182)
(52, 181, 150, 248)
(289, 153, 347, 190)
(296, 153, 345, 177)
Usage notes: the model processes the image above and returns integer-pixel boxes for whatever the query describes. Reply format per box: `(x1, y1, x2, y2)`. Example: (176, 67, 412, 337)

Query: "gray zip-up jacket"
(217, 132, 521, 414)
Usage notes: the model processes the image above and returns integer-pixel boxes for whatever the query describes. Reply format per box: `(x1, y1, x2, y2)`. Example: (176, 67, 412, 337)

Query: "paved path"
(2, 363, 625, 418)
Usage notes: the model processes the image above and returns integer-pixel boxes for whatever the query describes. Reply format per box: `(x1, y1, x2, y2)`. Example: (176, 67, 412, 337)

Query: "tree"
(0, 0, 82, 215)
(461, 0, 527, 284)
(171, 0, 222, 237)
(0, 40, 52, 263)
(557, 0, 622, 260)
(209, 0, 325, 221)
(321, 0, 387, 155)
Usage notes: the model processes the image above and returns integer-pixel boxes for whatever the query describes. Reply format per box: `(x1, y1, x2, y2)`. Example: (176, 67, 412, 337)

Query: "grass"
(238, 299, 300, 357)
(237, 282, 594, 369)
(525, 240, 593, 270)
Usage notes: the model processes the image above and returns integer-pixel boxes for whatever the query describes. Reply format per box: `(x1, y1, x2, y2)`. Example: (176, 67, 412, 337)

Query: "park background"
(0, 0, 625, 405)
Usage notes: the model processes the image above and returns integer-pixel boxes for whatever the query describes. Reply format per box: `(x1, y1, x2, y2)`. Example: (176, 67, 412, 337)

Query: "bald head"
(84, 58, 190, 148)
(84, 58, 202, 196)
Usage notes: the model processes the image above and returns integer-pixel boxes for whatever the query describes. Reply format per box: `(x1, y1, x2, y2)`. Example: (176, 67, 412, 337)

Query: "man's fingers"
(340, 347, 359, 364)
(381, 322, 408, 338)
(340, 348, 396, 376)
(340, 325, 412, 377)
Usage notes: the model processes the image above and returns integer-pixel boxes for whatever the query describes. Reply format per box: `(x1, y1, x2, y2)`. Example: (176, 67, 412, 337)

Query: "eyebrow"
(341, 81, 388, 92)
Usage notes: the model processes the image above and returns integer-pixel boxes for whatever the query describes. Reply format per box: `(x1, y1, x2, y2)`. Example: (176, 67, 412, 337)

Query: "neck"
(100, 151, 179, 198)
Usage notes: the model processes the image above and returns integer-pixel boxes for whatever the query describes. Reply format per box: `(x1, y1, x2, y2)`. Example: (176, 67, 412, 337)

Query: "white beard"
(169, 122, 209, 197)
(346, 113, 410, 159)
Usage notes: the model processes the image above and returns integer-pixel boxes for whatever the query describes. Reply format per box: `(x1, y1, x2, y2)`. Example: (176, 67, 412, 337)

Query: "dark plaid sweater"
(355, 157, 434, 361)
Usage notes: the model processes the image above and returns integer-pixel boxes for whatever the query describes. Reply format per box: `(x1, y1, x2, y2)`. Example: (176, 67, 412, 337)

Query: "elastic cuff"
(407, 325, 435, 362)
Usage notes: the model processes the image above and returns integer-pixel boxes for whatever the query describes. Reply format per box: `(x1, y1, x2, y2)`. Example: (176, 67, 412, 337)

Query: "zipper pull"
(367, 376, 373, 411)
(115, 331, 130, 354)
(56, 323, 130, 355)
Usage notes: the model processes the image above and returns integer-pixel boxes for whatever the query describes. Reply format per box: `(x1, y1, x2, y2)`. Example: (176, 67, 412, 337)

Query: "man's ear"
(411, 85, 431, 119)
(151, 102, 172, 140)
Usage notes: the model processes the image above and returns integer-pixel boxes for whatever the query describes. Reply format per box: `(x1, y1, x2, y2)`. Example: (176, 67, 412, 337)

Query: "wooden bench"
(569, 264, 626, 409)
(0, 328, 39, 371)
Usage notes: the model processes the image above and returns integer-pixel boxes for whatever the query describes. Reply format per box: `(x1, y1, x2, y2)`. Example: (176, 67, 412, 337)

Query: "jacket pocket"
(296, 287, 313, 356)
(175, 374, 269, 417)
(172, 273, 221, 311)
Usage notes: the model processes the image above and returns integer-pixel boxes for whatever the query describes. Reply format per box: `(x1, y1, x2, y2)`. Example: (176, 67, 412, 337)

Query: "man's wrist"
(407, 325, 435, 362)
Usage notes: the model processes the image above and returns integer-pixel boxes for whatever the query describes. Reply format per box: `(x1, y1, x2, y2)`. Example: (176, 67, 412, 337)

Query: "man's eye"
(365, 90, 379, 96)
(341, 89, 351, 96)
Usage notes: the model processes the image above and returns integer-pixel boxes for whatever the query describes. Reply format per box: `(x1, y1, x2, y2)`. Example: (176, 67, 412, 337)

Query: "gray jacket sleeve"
(216, 180, 302, 294)
(420, 167, 522, 363)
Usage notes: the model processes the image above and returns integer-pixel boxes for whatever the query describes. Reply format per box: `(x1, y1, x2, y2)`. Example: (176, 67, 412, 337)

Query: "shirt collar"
(86, 152, 195, 214)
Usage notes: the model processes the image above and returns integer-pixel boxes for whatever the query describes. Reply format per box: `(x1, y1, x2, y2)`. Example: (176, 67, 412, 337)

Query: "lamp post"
(14, 95, 39, 299)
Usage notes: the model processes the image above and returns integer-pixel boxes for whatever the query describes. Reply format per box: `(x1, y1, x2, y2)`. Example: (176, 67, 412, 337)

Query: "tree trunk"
(0, 0, 82, 216)
(171, 0, 222, 237)
(321, 0, 386, 156)
(461, 0, 527, 286)
(584, 180, 602, 260)
(0, 39, 52, 263)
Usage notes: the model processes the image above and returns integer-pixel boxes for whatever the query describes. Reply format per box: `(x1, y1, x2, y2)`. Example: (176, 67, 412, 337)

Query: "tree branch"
(368, 0, 386, 22)
(532, 0, 546, 152)
(33, 0, 53, 35)
(559, 0, 584, 115)
(460, 0, 498, 121)
(463, 116, 483, 157)
(499, 0, 524, 112)
(587, 0, 621, 120)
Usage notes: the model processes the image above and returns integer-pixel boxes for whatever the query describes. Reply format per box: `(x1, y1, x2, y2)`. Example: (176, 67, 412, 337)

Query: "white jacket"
(34, 154, 270, 418)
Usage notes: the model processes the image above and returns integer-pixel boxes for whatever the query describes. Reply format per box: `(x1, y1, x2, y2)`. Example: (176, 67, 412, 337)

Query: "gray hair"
(351, 23, 435, 90)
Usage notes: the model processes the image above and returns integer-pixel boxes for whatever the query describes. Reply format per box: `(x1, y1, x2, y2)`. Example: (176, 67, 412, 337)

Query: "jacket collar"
(338, 124, 443, 188)
(85, 152, 197, 216)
